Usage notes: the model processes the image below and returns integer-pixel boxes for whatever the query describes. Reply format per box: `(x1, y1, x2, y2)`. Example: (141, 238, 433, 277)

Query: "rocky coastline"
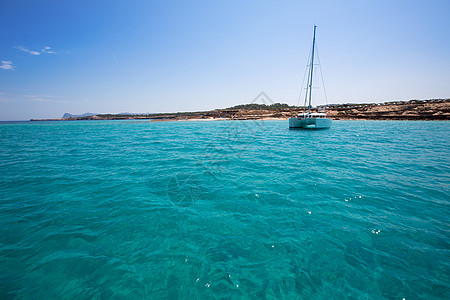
(30, 99, 450, 122)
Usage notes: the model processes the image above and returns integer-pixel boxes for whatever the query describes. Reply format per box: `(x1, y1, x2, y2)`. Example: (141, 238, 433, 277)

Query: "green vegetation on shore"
(227, 103, 297, 110)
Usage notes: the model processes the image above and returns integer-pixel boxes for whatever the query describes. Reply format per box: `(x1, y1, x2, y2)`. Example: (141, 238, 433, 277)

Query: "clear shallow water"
(0, 120, 449, 299)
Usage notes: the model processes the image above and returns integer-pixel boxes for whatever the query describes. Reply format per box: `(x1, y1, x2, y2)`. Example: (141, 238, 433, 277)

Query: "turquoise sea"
(0, 120, 449, 299)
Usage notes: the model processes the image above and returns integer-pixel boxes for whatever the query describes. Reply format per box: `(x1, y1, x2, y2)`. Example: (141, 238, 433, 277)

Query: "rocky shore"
(30, 99, 450, 121)
(325, 99, 450, 120)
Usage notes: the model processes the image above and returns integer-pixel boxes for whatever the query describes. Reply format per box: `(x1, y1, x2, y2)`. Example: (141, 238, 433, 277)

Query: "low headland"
(31, 99, 450, 121)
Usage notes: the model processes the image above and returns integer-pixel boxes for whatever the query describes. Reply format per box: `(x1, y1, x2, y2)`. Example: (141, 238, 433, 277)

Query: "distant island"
(30, 99, 450, 121)
(62, 112, 97, 119)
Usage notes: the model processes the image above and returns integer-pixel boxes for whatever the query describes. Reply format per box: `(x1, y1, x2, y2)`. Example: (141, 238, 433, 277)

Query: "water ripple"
(0, 120, 449, 298)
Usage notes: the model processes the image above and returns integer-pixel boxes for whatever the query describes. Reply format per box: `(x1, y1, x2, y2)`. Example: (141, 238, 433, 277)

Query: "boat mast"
(308, 25, 317, 114)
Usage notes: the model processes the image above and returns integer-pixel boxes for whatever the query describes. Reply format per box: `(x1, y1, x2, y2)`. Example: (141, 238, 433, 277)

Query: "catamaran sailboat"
(289, 26, 332, 129)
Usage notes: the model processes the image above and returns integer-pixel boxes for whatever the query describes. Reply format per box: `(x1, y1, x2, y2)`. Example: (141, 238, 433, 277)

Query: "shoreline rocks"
(31, 99, 450, 121)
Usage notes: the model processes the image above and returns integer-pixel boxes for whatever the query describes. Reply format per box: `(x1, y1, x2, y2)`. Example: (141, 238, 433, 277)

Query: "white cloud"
(15, 46, 37, 55)
(41, 46, 58, 54)
(0, 61, 15, 70)
(15, 45, 58, 55)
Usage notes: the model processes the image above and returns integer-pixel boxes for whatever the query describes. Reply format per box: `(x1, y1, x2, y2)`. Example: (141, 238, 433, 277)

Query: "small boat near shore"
(289, 112, 331, 129)
(289, 25, 331, 129)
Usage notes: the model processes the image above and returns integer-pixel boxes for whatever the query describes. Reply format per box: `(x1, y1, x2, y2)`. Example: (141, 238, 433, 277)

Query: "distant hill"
(29, 99, 448, 122)
(227, 103, 298, 110)
(62, 112, 97, 119)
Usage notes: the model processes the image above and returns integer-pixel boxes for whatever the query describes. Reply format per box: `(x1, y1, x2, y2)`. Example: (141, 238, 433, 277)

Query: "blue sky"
(1, 0, 449, 120)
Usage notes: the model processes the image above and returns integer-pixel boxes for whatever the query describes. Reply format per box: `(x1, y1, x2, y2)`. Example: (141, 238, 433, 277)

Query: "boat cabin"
(296, 113, 327, 119)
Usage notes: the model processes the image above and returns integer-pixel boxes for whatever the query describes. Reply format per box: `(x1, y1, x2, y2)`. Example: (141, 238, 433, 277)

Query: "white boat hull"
(289, 117, 332, 129)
